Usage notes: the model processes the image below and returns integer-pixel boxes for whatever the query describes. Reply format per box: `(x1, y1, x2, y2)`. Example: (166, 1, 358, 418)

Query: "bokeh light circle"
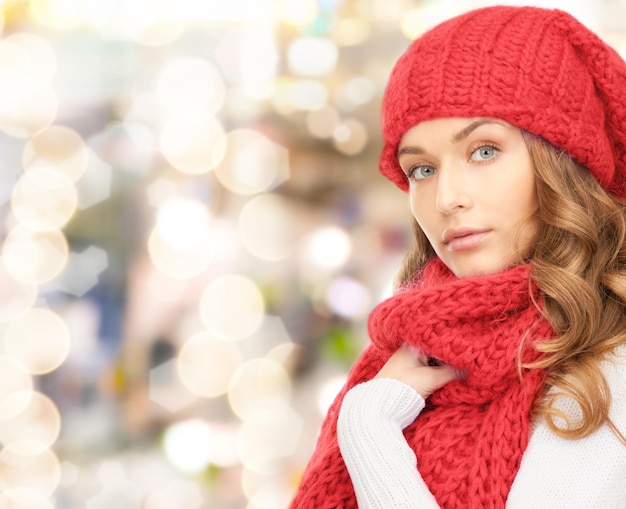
(0, 40, 28, 107)
(325, 276, 371, 319)
(277, 0, 318, 26)
(117, 4, 185, 47)
(0, 34, 58, 137)
(144, 479, 204, 509)
(238, 194, 295, 261)
(401, 5, 454, 40)
(198, 275, 265, 341)
(5, 33, 57, 84)
(0, 258, 37, 322)
(162, 419, 214, 474)
(163, 420, 238, 471)
(236, 402, 301, 474)
(0, 443, 61, 503)
(155, 197, 211, 251)
(287, 37, 338, 77)
(332, 119, 368, 155)
(29, 0, 84, 30)
(330, 17, 371, 46)
(11, 168, 77, 231)
(2, 226, 69, 285)
(176, 332, 242, 398)
(228, 358, 291, 419)
(342, 76, 376, 106)
(0, 84, 58, 138)
(0, 390, 62, 454)
(0, 355, 33, 411)
(305, 105, 340, 139)
(214, 129, 289, 195)
(0, 493, 56, 509)
(147, 223, 215, 279)
(241, 467, 295, 509)
(3, 308, 71, 375)
(155, 57, 225, 116)
(160, 112, 226, 175)
(286, 79, 328, 111)
(301, 226, 352, 270)
(23, 125, 88, 183)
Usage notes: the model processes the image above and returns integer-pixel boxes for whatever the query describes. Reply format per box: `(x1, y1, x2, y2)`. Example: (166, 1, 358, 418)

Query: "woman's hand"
(375, 345, 460, 399)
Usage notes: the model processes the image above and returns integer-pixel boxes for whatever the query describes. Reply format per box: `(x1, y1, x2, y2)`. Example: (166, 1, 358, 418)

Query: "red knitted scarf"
(290, 258, 555, 509)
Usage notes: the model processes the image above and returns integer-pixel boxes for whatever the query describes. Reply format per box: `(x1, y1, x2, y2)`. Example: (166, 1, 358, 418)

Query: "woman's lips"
(443, 229, 490, 251)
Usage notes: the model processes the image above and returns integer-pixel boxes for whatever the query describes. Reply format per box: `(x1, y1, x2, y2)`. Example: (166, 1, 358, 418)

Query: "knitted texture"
(290, 258, 555, 509)
(379, 6, 626, 199)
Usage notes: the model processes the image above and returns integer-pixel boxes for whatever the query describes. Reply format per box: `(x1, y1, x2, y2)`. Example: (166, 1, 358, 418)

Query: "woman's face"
(398, 117, 539, 278)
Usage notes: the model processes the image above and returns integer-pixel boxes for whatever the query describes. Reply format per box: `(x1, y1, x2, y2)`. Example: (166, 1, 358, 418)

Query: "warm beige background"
(0, 1, 623, 507)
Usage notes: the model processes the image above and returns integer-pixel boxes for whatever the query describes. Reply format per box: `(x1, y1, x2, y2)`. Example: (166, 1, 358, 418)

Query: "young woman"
(289, 5, 626, 508)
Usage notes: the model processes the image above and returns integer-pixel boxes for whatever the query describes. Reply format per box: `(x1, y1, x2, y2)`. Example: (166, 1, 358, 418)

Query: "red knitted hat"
(379, 6, 626, 199)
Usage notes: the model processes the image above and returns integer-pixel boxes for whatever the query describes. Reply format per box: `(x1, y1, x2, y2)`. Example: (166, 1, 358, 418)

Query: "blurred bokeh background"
(0, 0, 624, 507)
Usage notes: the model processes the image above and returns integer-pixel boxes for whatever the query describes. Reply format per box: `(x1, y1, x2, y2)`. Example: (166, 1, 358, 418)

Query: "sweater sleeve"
(337, 378, 441, 509)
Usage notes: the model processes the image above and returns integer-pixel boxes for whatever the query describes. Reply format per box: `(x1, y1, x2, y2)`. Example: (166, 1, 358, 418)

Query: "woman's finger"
(375, 345, 460, 398)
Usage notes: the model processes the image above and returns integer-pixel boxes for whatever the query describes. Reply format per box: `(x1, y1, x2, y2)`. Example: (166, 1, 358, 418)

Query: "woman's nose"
(435, 162, 472, 215)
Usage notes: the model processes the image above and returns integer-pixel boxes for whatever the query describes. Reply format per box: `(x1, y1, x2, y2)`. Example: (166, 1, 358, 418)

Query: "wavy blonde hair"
(395, 131, 626, 444)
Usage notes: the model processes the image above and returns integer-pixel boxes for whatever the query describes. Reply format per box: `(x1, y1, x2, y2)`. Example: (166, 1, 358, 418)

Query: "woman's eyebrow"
(397, 119, 509, 157)
(450, 119, 508, 144)
(397, 146, 425, 157)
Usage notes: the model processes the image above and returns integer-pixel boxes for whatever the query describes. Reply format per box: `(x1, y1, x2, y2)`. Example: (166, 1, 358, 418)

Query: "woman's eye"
(470, 145, 498, 161)
(408, 165, 436, 180)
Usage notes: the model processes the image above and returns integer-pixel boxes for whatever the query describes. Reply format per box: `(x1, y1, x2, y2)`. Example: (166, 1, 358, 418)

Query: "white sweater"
(337, 345, 626, 508)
